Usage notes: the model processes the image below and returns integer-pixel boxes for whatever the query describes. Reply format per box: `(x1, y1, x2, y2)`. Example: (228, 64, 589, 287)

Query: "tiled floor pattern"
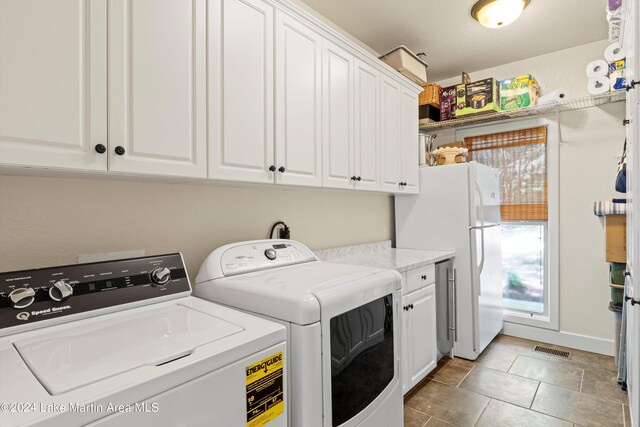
(404, 335, 630, 427)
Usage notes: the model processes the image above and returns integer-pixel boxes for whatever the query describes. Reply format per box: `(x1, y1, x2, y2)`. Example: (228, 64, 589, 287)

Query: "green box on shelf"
(455, 78, 500, 117)
(499, 74, 540, 111)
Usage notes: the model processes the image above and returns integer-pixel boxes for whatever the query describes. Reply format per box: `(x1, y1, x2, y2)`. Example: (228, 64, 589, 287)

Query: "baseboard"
(502, 322, 615, 356)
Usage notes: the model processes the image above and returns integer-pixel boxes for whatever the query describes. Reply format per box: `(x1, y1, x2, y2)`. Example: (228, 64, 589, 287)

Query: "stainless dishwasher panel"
(435, 259, 455, 358)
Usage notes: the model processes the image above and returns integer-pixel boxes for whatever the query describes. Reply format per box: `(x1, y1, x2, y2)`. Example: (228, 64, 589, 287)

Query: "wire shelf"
(419, 91, 626, 132)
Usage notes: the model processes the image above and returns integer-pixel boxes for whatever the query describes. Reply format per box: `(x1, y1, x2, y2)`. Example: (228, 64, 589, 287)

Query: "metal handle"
(269, 165, 276, 172)
(278, 166, 286, 173)
(94, 144, 106, 154)
(626, 295, 640, 305)
(446, 268, 451, 341)
(449, 268, 457, 342)
(351, 176, 357, 181)
(115, 146, 126, 156)
(475, 181, 486, 279)
(421, 274, 427, 280)
(356, 176, 361, 181)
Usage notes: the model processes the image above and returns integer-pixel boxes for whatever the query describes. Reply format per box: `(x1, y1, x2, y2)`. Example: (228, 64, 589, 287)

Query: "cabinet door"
(353, 59, 380, 191)
(401, 293, 410, 393)
(401, 89, 420, 194)
(108, 0, 207, 178)
(322, 40, 354, 189)
(275, 12, 322, 187)
(405, 285, 437, 392)
(380, 77, 402, 192)
(209, 0, 274, 183)
(0, 0, 107, 171)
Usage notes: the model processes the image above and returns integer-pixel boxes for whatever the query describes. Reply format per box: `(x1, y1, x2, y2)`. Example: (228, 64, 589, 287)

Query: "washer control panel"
(0, 254, 190, 331)
(220, 241, 317, 277)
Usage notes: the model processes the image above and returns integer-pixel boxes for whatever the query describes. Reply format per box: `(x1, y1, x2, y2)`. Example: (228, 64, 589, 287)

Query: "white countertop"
(314, 241, 455, 273)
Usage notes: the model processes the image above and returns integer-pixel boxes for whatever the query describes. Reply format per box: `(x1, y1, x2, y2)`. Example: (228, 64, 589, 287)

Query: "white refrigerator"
(395, 162, 504, 360)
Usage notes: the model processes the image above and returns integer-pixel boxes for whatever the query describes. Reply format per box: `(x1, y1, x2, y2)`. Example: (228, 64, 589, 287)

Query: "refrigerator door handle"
(475, 182, 486, 294)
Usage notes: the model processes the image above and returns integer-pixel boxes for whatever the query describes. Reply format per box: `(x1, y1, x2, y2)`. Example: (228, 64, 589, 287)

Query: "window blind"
(465, 126, 548, 221)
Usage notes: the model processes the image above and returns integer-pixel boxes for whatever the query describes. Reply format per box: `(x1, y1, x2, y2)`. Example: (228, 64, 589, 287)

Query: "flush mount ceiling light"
(471, 0, 530, 29)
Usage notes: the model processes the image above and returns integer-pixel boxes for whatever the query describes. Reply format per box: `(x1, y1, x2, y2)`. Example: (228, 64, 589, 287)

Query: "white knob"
(151, 267, 171, 285)
(9, 288, 36, 309)
(49, 280, 73, 302)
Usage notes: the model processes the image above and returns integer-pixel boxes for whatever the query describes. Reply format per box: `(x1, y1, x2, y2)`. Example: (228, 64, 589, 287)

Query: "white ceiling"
(297, 0, 609, 81)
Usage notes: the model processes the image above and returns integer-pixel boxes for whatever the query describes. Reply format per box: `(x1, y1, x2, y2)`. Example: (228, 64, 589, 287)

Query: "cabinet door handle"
(278, 166, 286, 173)
(94, 144, 106, 154)
(269, 165, 276, 172)
(409, 304, 414, 310)
(356, 176, 361, 181)
(350, 176, 357, 181)
(421, 274, 427, 280)
(114, 146, 126, 156)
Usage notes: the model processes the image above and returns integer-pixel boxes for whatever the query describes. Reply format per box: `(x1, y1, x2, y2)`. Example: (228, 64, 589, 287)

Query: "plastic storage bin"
(379, 46, 428, 85)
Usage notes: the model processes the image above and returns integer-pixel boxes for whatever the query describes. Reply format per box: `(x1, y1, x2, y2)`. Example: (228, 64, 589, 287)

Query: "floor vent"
(533, 345, 571, 358)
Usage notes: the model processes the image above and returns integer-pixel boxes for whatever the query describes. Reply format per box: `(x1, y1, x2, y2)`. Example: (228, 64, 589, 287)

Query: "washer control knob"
(49, 280, 73, 302)
(264, 248, 277, 260)
(9, 288, 36, 309)
(150, 267, 171, 286)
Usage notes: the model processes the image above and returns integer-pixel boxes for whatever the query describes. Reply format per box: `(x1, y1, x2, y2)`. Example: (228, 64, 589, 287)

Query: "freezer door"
(469, 162, 502, 228)
(470, 225, 504, 353)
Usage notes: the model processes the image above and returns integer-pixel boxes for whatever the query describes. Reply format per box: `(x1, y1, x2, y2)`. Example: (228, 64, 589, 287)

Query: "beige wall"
(0, 176, 394, 281)
(434, 39, 625, 342)
(558, 104, 624, 340)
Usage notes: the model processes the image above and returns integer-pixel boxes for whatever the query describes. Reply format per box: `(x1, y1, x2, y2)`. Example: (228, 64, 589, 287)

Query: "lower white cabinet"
(402, 282, 437, 394)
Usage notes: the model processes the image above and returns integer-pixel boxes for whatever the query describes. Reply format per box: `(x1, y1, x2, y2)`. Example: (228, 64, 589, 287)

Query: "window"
(465, 126, 551, 318)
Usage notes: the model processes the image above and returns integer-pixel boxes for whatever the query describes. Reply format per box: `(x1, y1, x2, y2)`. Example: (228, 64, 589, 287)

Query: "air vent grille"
(533, 345, 570, 358)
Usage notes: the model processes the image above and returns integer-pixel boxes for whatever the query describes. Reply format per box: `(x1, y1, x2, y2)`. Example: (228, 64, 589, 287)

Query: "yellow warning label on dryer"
(246, 352, 284, 426)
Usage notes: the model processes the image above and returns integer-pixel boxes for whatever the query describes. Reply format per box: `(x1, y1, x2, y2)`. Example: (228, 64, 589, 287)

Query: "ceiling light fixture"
(471, 0, 530, 29)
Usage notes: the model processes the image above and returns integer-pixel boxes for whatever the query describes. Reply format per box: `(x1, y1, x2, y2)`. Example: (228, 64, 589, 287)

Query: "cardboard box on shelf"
(439, 85, 458, 121)
(499, 74, 540, 111)
(456, 78, 501, 116)
(605, 214, 627, 263)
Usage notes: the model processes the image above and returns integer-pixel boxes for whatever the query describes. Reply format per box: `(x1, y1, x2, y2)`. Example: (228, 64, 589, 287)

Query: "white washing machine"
(0, 253, 287, 427)
(194, 240, 403, 427)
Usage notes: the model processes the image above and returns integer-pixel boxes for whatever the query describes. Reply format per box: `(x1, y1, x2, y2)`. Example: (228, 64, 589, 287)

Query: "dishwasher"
(435, 259, 456, 359)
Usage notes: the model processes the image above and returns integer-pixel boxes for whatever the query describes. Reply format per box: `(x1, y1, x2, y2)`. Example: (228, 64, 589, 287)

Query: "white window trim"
(455, 116, 559, 331)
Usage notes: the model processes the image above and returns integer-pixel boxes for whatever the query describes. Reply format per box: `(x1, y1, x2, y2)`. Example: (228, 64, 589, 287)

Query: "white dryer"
(0, 254, 287, 427)
(194, 240, 403, 427)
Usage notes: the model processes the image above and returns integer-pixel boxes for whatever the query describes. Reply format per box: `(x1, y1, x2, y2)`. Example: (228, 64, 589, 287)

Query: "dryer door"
(313, 270, 401, 427)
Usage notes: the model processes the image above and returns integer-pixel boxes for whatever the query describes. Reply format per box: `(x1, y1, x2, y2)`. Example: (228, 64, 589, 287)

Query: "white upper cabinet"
(353, 59, 381, 191)
(0, 0, 421, 191)
(380, 77, 419, 194)
(401, 89, 419, 194)
(0, 0, 107, 171)
(274, 12, 323, 187)
(209, 0, 275, 184)
(108, 0, 207, 178)
(380, 77, 403, 192)
(322, 40, 354, 190)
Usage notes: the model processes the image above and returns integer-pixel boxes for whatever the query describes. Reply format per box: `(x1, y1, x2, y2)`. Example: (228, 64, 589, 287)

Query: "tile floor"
(404, 335, 630, 427)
